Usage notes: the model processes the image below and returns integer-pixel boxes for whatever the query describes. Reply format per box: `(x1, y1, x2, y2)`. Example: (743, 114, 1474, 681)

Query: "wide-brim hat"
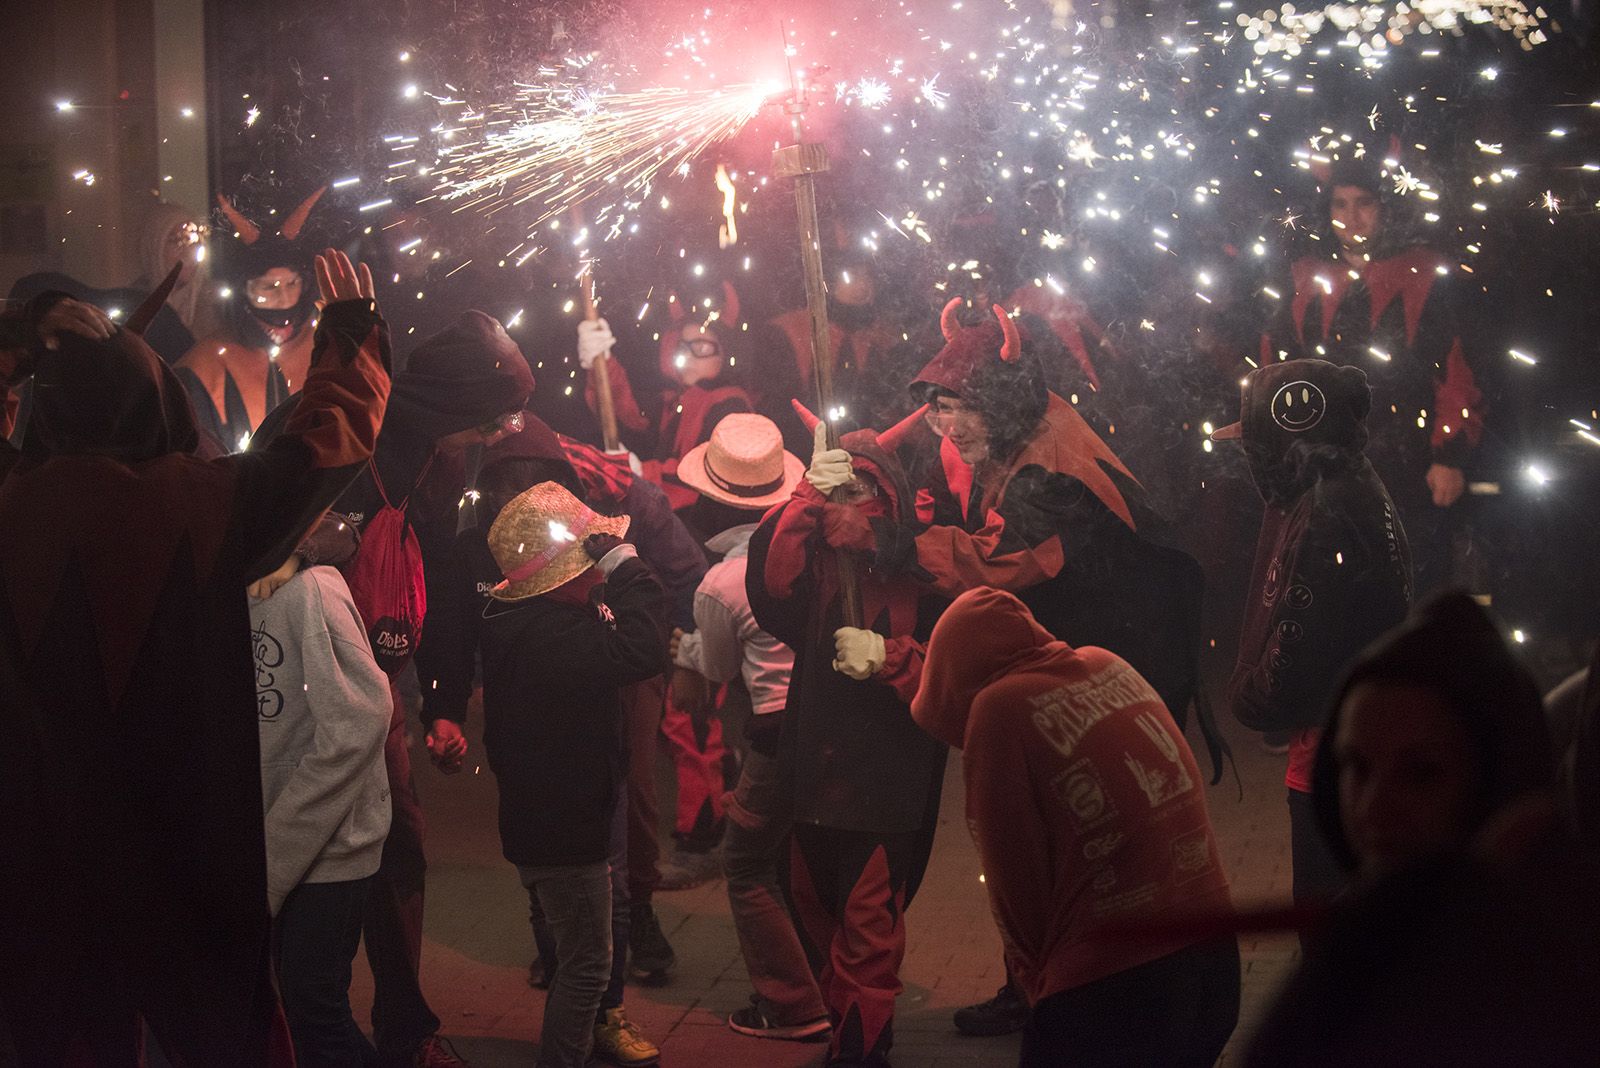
(486, 482, 630, 601)
(676, 412, 804, 510)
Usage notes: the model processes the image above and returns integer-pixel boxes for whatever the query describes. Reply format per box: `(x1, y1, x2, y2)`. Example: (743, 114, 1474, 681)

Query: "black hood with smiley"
(1216, 359, 1372, 504)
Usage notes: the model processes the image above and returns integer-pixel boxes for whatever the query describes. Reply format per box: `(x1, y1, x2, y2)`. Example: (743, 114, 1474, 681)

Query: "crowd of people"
(1, 151, 1596, 1068)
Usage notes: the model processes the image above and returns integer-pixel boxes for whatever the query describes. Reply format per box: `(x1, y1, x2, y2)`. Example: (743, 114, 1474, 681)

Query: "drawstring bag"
(343, 459, 430, 676)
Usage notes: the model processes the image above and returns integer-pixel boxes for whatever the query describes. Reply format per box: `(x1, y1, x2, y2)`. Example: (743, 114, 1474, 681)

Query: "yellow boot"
(592, 1005, 660, 1066)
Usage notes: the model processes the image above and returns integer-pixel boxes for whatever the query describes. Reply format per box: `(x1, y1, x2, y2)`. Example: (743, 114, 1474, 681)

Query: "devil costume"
(866, 301, 1224, 775)
(176, 187, 327, 449)
(746, 405, 948, 1068)
(0, 268, 390, 1063)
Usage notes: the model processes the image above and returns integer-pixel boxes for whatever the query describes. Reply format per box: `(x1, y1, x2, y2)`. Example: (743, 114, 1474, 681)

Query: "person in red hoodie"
(913, 587, 1239, 1068)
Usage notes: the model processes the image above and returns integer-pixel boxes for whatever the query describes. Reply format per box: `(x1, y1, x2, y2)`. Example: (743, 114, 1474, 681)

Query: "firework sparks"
(424, 81, 774, 243)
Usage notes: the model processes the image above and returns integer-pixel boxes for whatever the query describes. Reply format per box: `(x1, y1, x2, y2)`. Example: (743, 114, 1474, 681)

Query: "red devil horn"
(720, 280, 741, 324)
(280, 184, 327, 241)
(125, 260, 185, 337)
(216, 192, 260, 245)
(667, 293, 686, 324)
(790, 398, 822, 433)
(940, 297, 963, 342)
(995, 305, 1021, 362)
(876, 403, 929, 453)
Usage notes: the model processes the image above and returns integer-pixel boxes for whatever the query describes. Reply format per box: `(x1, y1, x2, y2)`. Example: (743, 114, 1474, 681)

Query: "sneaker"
(412, 1035, 469, 1067)
(728, 994, 831, 1041)
(655, 846, 721, 891)
(628, 901, 676, 983)
(952, 985, 1028, 1037)
(592, 1006, 660, 1066)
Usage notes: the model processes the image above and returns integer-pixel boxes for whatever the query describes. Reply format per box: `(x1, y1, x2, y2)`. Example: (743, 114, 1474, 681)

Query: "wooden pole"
(772, 137, 864, 629)
(570, 208, 622, 453)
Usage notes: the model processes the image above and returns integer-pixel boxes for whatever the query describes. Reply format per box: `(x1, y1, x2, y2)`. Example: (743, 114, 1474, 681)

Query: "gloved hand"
(805, 421, 854, 494)
(585, 532, 638, 576)
(822, 502, 875, 552)
(577, 317, 616, 370)
(833, 627, 886, 680)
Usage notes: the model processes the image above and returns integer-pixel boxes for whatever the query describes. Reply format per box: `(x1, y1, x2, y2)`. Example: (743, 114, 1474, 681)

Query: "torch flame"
(716, 164, 738, 248)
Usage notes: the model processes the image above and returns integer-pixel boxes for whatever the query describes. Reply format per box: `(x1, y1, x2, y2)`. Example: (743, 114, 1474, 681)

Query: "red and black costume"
(0, 274, 389, 1064)
(746, 416, 948, 1068)
(1263, 244, 1482, 591)
(876, 304, 1224, 774)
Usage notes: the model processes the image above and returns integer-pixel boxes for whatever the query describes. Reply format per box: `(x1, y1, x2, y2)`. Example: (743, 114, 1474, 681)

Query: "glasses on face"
(680, 337, 721, 360)
(479, 410, 525, 437)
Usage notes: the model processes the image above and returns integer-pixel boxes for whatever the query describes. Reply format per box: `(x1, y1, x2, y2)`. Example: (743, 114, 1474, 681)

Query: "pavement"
(348, 676, 1303, 1068)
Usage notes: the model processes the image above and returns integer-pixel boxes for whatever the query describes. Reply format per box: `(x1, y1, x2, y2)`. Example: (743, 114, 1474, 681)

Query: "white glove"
(806, 421, 854, 494)
(577, 317, 616, 370)
(594, 542, 639, 577)
(833, 627, 887, 680)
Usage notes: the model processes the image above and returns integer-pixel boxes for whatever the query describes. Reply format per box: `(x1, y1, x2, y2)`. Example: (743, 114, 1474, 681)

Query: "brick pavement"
(348, 690, 1302, 1068)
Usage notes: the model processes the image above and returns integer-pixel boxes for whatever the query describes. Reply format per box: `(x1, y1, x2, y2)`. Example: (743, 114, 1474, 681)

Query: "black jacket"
(746, 439, 947, 836)
(1227, 360, 1412, 733)
(477, 553, 667, 867)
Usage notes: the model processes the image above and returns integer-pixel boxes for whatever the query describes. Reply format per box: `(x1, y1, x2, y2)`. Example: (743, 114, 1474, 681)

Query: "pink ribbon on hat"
(500, 514, 593, 585)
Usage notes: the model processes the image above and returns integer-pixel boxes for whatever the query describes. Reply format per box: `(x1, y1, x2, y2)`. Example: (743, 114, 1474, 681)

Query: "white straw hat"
(676, 412, 804, 510)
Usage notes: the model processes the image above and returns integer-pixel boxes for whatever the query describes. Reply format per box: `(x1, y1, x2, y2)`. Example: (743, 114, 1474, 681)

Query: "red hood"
(912, 586, 1064, 749)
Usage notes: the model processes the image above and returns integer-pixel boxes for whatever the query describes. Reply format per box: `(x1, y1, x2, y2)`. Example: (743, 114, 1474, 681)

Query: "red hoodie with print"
(912, 587, 1232, 1007)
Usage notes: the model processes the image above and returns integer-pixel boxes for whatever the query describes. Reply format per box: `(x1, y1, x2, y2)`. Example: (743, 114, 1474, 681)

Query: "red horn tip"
(876, 403, 929, 453)
(790, 398, 822, 433)
(995, 305, 1021, 362)
(939, 297, 963, 342)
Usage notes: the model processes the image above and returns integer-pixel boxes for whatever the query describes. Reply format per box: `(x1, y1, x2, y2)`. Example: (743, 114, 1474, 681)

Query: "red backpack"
(342, 459, 429, 677)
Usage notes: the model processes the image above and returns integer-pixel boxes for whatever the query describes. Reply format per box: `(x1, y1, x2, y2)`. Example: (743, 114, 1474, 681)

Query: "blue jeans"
(529, 787, 631, 1011)
(517, 861, 613, 1068)
(274, 877, 378, 1067)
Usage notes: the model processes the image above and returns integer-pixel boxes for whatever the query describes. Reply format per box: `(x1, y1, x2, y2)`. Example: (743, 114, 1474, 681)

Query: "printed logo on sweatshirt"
(1171, 829, 1216, 881)
(1122, 711, 1195, 809)
(252, 621, 285, 720)
(1050, 758, 1118, 834)
(1028, 663, 1162, 760)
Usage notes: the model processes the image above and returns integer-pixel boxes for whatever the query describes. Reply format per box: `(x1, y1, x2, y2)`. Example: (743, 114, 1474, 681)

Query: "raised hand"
(313, 248, 376, 309)
(38, 298, 116, 350)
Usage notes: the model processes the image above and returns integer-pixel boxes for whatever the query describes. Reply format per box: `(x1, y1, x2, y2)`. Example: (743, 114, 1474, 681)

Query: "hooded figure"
(0, 261, 389, 1063)
(851, 300, 1223, 777)
(252, 306, 533, 1061)
(1247, 593, 1594, 1068)
(912, 587, 1238, 1066)
(1310, 591, 1556, 875)
(745, 405, 948, 1068)
(176, 187, 327, 448)
(1219, 357, 1413, 927)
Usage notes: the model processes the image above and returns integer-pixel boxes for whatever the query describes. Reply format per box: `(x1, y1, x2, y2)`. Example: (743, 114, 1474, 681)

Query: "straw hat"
(676, 413, 805, 510)
(486, 482, 630, 601)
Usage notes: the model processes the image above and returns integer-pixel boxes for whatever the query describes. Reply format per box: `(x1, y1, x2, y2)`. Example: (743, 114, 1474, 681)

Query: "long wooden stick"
(570, 207, 622, 453)
(773, 138, 864, 629)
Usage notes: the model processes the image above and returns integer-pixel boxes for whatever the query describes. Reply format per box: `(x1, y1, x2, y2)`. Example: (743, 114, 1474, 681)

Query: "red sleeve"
(964, 690, 1055, 1003)
(277, 300, 391, 470)
(761, 482, 827, 600)
(910, 503, 1066, 598)
(877, 636, 926, 705)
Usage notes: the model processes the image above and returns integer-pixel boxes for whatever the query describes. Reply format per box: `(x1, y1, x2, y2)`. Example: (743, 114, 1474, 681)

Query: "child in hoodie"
(251, 519, 393, 1066)
(913, 587, 1238, 1068)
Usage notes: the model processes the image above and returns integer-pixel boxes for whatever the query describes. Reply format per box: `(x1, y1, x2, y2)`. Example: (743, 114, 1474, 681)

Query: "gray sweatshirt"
(251, 566, 392, 915)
